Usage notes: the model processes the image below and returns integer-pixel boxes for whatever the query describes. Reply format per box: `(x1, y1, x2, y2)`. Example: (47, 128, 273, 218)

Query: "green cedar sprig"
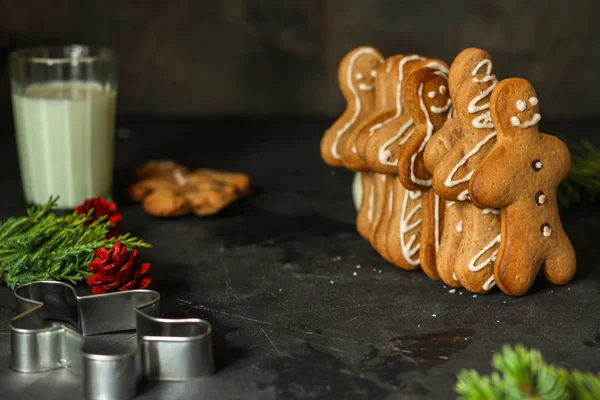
(559, 140, 600, 208)
(0, 197, 150, 288)
(456, 345, 600, 399)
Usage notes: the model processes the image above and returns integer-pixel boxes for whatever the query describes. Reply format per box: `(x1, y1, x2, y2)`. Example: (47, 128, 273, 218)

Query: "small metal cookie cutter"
(10, 281, 214, 400)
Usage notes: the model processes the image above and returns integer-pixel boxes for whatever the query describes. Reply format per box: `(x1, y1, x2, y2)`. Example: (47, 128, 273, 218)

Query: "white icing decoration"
(400, 190, 422, 266)
(428, 91, 436, 98)
(408, 83, 434, 187)
(355, 72, 364, 80)
(542, 225, 552, 237)
(351, 146, 357, 154)
(482, 208, 500, 215)
(370, 70, 377, 78)
(537, 193, 546, 204)
(468, 74, 497, 129)
(468, 234, 501, 272)
(331, 48, 383, 159)
(443, 131, 497, 187)
(468, 75, 497, 113)
(385, 59, 394, 73)
(430, 98, 452, 114)
(472, 59, 492, 75)
(388, 189, 394, 213)
(173, 169, 186, 185)
(516, 100, 526, 111)
(452, 272, 458, 281)
(434, 193, 440, 253)
(458, 190, 470, 201)
(456, 220, 463, 232)
(483, 275, 496, 291)
(439, 85, 447, 94)
(368, 55, 424, 138)
(534, 160, 543, 169)
(359, 83, 374, 91)
(378, 119, 414, 166)
(511, 113, 541, 128)
(425, 61, 449, 76)
(446, 201, 456, 207)
(529, 97, 538, 106)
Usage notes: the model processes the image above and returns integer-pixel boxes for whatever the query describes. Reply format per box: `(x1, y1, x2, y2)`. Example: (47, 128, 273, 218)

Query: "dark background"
(0, 0, 598, 120)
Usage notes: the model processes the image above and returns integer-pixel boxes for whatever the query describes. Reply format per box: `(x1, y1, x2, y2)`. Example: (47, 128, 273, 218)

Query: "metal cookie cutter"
(10, 281, 214, 400)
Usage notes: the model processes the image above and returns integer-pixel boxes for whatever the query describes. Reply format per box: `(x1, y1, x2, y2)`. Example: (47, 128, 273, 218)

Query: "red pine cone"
(87, 242, 151, 294)
(75, 197, 123, 239)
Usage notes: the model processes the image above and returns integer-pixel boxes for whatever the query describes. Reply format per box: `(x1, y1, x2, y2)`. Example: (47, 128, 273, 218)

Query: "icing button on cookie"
(541, 223, 552, 237)
(532, 159, 543, 171)
(535, 190, 546, 205)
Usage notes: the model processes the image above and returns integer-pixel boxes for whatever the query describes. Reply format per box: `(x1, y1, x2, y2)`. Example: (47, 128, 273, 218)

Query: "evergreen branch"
(559, 140, 600, 208)
(456, 345, 600, 400)
(0, 199, 150, 288)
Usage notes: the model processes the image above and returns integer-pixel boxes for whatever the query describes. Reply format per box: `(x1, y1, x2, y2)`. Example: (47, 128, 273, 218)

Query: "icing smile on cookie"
(356, 70, 377, 91)
(510, 97, 541, 128)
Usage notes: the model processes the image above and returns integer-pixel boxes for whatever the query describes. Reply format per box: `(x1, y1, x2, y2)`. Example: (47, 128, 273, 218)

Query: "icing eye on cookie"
(355, 72, 364, 80)
(532, 159, 543, 171)
(370, 70, 377, 78)
(429, 85, 451, 114)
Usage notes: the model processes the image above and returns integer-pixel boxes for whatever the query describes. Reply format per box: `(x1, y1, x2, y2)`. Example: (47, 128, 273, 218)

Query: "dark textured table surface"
(0, 117, 599, 399)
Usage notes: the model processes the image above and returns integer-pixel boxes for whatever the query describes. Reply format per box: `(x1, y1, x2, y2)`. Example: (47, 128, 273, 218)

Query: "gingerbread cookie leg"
(368, 173, 388, 245)
(386, 178, 422, 270)
(419, 190, 444, 280)
(372, 177, 394, 261)
(436, 201, 464, 287)
(356, 172, 375, 240)
(454, 203, 501, 293)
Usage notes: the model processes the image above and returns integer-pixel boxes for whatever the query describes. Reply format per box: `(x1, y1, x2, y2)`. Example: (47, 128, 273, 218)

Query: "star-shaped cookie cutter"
(9, 281, 214, 400)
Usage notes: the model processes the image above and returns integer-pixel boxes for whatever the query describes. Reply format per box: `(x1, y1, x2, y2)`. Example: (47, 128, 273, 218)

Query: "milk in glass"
(12, 81, 116, 208)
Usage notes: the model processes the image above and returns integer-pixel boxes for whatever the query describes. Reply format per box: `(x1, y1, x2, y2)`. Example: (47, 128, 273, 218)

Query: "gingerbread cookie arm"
(423, 117, 462, 174)
(468, 146, 516, 209)
(419, 189, 443, 280)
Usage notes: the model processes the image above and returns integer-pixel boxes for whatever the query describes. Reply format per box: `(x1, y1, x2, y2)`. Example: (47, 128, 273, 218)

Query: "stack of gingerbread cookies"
(320, 47, 576, 297)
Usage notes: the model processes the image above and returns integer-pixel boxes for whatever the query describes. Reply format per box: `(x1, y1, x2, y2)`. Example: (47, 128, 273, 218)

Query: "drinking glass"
(10, 45, 117, 208)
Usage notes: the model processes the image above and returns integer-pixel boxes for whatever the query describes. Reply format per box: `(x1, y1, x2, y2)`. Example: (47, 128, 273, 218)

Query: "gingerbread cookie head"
(447, 48, 493, 101)
(397, 64, 451, 190)
(490, 78, 541, 138)
(403, 66, 452, 130)
(337, 46, 383, 103)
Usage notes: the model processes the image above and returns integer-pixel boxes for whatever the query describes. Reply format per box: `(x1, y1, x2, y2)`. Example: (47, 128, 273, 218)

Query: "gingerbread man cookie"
(321, 46, 384, 167)
(423, 48, 501, 293)
(364, 56, 448, 175)
(396, 66, 451, 279)
(339, 55, 399, 171)
(469, 78, 576, 296)
(129, 161, 250, 217)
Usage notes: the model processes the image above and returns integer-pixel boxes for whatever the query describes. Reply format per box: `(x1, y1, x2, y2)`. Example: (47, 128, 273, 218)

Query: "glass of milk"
(10, 45, 117, 208)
